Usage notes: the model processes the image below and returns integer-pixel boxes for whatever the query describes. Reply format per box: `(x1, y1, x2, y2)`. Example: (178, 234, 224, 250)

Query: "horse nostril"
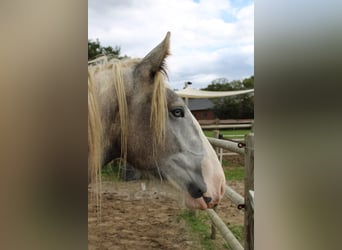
(203, 196, 212, 204)
(188, 183, 205, 199)
(220, 182, 225, 197)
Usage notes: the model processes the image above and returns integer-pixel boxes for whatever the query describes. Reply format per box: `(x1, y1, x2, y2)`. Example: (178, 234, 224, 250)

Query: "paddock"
(88, 130, 253, 249)
(88, 179, 244, 249)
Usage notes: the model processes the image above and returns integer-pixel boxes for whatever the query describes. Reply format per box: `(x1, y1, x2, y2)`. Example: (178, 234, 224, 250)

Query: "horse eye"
(171, 108, 184, 118)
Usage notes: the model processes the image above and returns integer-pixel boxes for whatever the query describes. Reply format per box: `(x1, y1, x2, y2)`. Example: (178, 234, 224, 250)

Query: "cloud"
(89, 0, 254, 89)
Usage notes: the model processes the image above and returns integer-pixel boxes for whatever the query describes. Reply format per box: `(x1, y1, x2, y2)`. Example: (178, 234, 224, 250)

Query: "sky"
(88, 0, 254, 90)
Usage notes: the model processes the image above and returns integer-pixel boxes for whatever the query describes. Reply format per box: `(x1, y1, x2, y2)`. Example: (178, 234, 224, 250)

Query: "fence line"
(206, 131, 254, 250)
(244, 134, 254, 250)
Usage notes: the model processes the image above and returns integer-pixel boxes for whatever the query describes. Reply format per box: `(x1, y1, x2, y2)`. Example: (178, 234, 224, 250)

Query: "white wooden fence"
(206, 131, 254, 250)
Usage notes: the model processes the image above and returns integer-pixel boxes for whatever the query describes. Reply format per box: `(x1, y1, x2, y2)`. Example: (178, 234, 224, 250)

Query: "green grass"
(228, 225, 244, 243)
(101, 161, 122, 181)
(179, 210, 244, 249)
(221, 158, 245, 181)
(224, 167, 245, 181)
(179, 210, 217, 250)
(222, 225, 244, 249)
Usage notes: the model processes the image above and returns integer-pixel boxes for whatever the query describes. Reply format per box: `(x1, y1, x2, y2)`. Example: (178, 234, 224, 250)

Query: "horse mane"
(88, 56, 168, 216)
(88, 68, 104, 218)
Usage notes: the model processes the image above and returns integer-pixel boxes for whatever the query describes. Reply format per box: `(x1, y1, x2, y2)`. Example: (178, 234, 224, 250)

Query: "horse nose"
(187, 182, 206, 199)
(204, 182, 225, 208)
(202, 195, 212, 204)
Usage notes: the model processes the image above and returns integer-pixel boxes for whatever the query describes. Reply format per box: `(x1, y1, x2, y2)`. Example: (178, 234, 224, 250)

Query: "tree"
(202, 76, 254, 119)
(88, 39, 126, 61)
(242, 76, 254, 89)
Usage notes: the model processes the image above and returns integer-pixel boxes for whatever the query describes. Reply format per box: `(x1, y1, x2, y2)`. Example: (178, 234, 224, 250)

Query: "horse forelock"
(150, 71, 168, 156)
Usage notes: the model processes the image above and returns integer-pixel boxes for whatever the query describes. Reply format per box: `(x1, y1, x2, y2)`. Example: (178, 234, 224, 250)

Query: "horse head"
(124, 32, 226, 209)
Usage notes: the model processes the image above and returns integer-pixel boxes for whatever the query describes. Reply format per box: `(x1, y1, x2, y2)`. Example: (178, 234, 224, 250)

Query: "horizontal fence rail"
(207, 209, 244, 250)
(201, 124, 252, 130)
(225, 185, 244, 207)
(199, 119, 253, 125)
(207, 137, 245, 155)
(199, 119, 253, 131)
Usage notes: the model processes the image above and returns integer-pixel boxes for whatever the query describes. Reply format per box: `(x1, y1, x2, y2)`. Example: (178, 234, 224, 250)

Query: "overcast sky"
(88, 0, 254, 90)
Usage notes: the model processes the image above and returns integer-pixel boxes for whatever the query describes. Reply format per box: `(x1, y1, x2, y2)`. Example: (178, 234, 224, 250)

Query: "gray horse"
(88, 32, 225, 209)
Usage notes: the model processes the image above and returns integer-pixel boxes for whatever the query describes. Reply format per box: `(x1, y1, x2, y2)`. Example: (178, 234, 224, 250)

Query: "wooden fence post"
(244, 133, 254, 250)
(210, 206, 217, 239)
(210, 129, 220, 240)
(213, 130, 220, 154)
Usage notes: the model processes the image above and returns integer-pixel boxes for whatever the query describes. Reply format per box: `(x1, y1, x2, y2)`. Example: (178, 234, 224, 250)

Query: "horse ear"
(135, 32, 170, 80)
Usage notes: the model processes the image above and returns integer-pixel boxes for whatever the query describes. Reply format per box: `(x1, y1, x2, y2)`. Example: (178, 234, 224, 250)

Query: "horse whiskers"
(155, 160, 163, 183)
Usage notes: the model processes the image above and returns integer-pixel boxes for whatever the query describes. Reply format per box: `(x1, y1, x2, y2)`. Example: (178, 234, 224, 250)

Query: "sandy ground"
(89, 153, 245, 250)
(88, 177, 244, 250)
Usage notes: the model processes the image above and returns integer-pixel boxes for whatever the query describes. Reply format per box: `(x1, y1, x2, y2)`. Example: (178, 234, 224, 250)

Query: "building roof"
(176, 87, 254, 98)
(188, 99, 214, 111)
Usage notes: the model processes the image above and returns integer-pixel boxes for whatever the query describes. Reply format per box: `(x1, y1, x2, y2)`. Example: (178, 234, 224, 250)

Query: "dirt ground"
(88, 155, 245, 250)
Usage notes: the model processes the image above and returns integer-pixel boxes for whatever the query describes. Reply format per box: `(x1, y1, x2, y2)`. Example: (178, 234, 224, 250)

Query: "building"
(188, 98, 217, 120)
